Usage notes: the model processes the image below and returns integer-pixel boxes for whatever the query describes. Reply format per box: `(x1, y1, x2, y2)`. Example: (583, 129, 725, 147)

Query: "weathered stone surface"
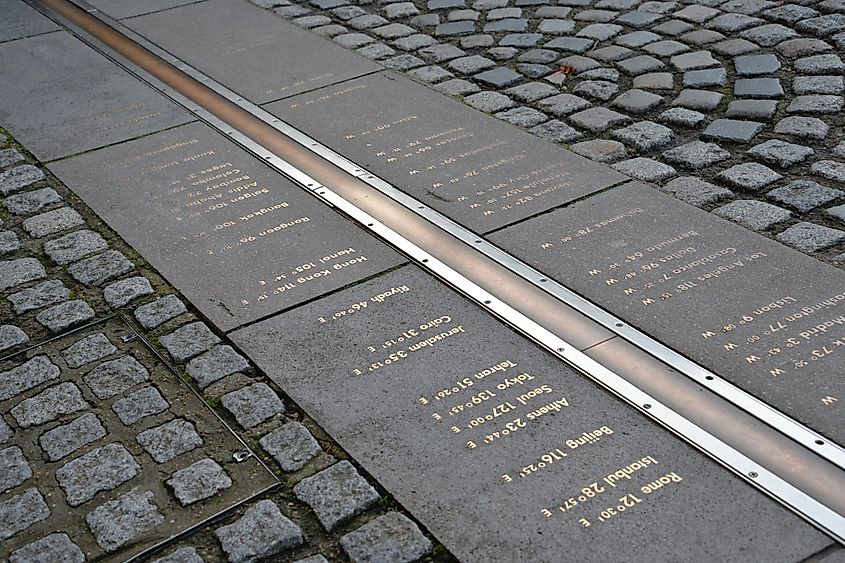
(0, 446, 32, 492)
(474, 67, 522, 87)
(0, 149, 24, 169)
(0, 258, 45, 291)
(84, 355, 149, 400)
(717, 162, 782, 191)
(612, 157, 676, 181)
(166, 458, 232, 506)
(22, 208, 84, 238)
(611, 88, 664, 113)
(787, 94, 844, 114)
(0, 418, 11, 444)
(186, 346, 250, 389)
(734, 53, 780, 76)
(702, 119, 763, 143)
(644, 40, 689, 58)
(222, 383, 285, 429)
(215, 500, 303, 563)
(260, 422, 322, 472)
(683, 67, 726, 87)
(103, 276, 154, 308)
(68, 250, 134, 286)
(747, 140, 814, 168)
(571, 139, 627, 162)
(9, 533, 85, 563)
(340, 513, 432, 563)
(811, 160, 845, 184)
(137, 418, 203, 463)
(0, 356, 60, 402)
(8, 280, 70, 314)
(529, 119, 583, 142)
(43, 230, 108, 265)
(568, 107, 631, 131)
(0, 230, 19, 256)
(0, 165, 44, 196)
(406, 64, 453, 83)
(134, 294, 187, 330)
(495, 106, 548, 127)
(10, 382, 89, 428)
(463, 91, 516, 112)
(160, 322, 221, 363)
(713, 200, 793, 230)
(573, 81, 617, 102)
(35, 300, 96, 333)
(672, 88, 724, 110)
(662, 141, 731, 169)
(0, 325, 28, 352)
(112, 386, 170, 426)
(794, 76, 844, 95)
(774, 116, 830, 140)
(794, 54, 845, 75)
(86, 489, 164, 552)
(38, 413, 106, 462)
(0, 488, 49, 540)
(56, 443, 140, 506)
(611, 120, 674, 150)
(827, 204, 845, 223)
(5, 193, 51, 233)
(151, 547, 205, 563)
(767, 180, 843, 213)
(536, 93, 591, 116)
(658, 107, 707, 127)
(434, 78, 480, 96)
(776, 222, 845, 252)
(741, 23, 798, 45)
(294, 461, 380, 531)
(62, 333, 117, 369)
(725, 100, 778, 121)
(617, 54, 665, 74)
(670, 50, 719, 70)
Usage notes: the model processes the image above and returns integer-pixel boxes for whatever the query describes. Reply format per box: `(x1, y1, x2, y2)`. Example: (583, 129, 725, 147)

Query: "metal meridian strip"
(36, 0, 843, 473)
(30, 0, 845, 543)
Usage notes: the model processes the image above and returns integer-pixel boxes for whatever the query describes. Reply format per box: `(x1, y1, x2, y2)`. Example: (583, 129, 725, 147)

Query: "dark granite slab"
(0, 32, 191, 162)
(0, 0, 59, 43)
(50, 122, 403, 331)
(490, 183, 845, 445)
(125, 0, 381, 104)
(231, 266, 829, 563)
(263, 72, 627, 234)
(85, 0, 200, 20)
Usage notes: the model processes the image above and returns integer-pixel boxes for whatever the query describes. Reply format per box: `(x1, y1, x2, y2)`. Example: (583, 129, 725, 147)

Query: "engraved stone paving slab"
(490, 183, 845, 445)
(232, 266, 831, 562)
(0, 32, 191, 162)
(0, 0, 59, 43)
(125, 0, 382, 104)
(266, 72, 626, 233)
(0, 317, 275, 561)
(50, 122, 404, 332)
(85, 0, 200, 20)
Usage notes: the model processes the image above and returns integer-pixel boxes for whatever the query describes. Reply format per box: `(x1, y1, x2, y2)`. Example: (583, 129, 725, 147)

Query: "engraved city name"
(491, 183, 844, 444)
(49, 122, 402, 331)
(232, 267, 829, 562)
(266, 72, 626, 233)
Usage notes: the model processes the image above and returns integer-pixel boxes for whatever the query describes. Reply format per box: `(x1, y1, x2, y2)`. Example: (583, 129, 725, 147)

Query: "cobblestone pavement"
(0, 133, 445, 561)
(256, 0, 845, 266)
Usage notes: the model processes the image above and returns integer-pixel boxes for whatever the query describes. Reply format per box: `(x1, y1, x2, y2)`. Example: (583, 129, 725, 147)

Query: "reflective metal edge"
(28, 0, 845, 544)
(43, 0, 845, 471)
